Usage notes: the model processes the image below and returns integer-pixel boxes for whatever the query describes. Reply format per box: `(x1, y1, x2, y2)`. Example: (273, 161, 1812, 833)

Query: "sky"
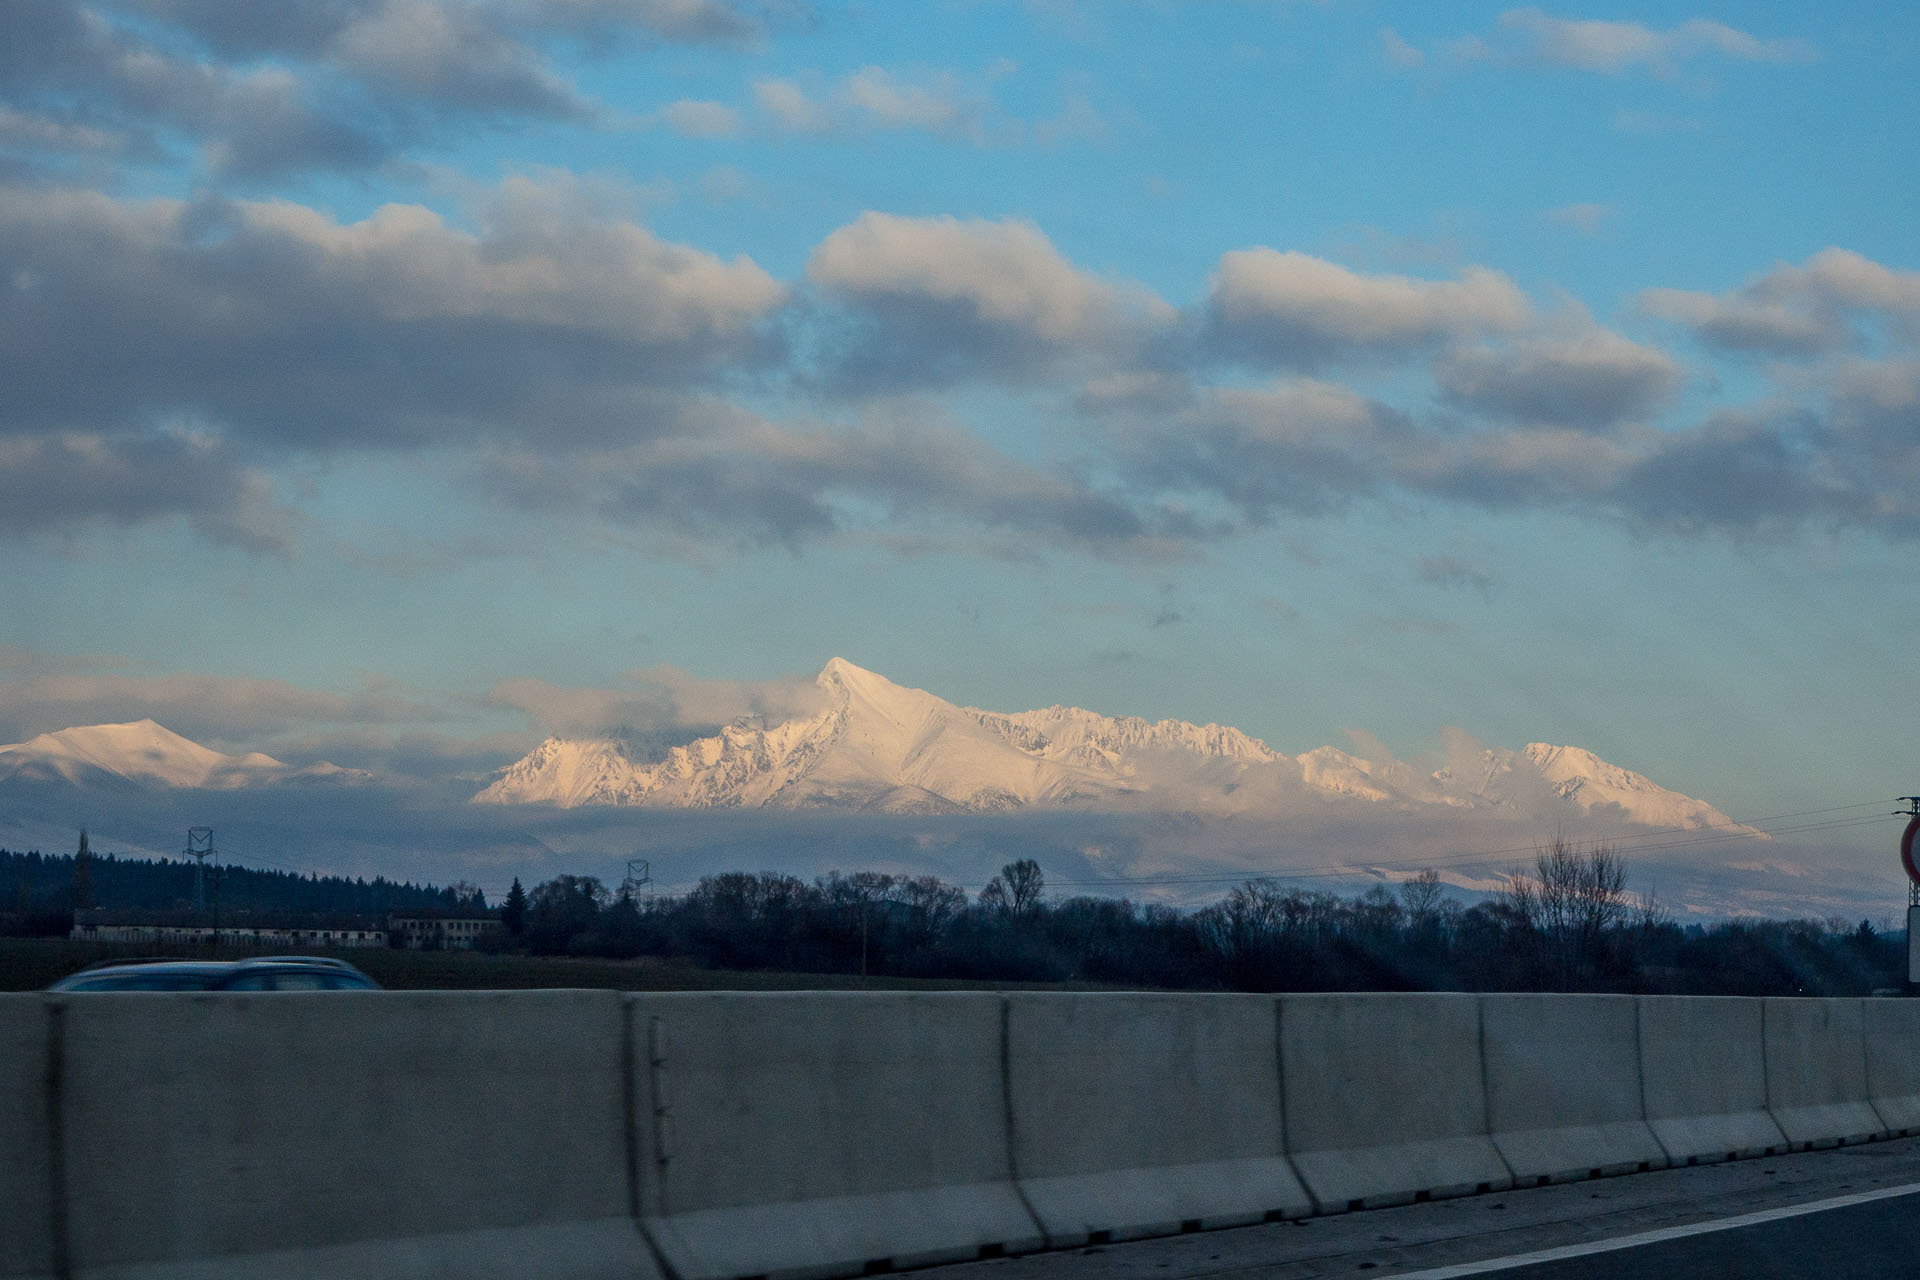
(2, 0, 1918, 862)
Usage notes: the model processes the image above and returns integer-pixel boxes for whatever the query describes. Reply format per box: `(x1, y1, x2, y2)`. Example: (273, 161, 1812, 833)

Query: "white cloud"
(1207, 250, 1530, 366)
(1379, 27, 1426, 71)
(752, 78, 832, 133)
(809, 212, 1166, 344)
(752, 66, 1024, 144)
(246, 175, 784, 345)
(659, 98, 741, 138)
(840, 66, 986, 141)
(801, 212, 1176, 389)
(1454, 8, 1817, 75)
(1546, 202, 1612, 234)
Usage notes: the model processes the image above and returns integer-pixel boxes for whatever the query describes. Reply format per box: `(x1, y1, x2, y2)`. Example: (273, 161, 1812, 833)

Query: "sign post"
(1901, 798, 1920, 985)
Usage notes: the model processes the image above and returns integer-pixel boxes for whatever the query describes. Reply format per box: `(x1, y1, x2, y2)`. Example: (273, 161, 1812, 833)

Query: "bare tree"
(1399, 869, 1445, 924)
(1503, 838, 1630, 984)
(980, 858, 1046, 921)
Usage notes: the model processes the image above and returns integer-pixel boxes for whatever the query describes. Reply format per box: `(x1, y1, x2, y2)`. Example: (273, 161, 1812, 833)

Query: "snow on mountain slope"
(0, 719, 365, 789)
(1521, 742, 1740, 829)
(477, 658, 1150, 811)
(475, 658, 1746, 833)
(1430, 742, 1744, 831)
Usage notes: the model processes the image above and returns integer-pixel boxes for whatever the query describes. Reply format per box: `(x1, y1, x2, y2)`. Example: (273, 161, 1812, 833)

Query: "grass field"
(0, 937, 1123, 993)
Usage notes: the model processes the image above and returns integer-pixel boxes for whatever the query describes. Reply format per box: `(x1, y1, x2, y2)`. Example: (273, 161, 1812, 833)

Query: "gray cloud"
(1418, 555, 1494, 595)
(1112, 368, 1920, 541)
(0, 660, 441, 748)
(805, 211, 1174, 390)
(0, 177, 784, 452)
(1608, 409, 1839, 536)
(0, 431, 291, 549)
(488, 664, 830, 738)
(1205, 249, 1530, 368)
(478, 401, 1182, 555)
(325, 0, 593, 121)
(1123, 379, 1415, 520)
(1642, 248, 1920, 357)
(1, 1, 387, 176)
(0, 0, 770, 178)
(6, 165, 1914, 557)
(1436, 328, 1682, 428)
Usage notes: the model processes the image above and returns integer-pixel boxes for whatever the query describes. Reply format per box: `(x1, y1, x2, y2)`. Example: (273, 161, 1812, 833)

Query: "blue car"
(49, 955, 381, 991)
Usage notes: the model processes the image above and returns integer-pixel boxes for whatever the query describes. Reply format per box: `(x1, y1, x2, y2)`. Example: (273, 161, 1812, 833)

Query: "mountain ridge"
(473, 658, 1751, 833)
(0, 719, 367, 790)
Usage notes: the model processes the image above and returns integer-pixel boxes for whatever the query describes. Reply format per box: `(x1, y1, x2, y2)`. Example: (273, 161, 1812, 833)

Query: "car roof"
(51, 954, 378, 990)
(73, 954, 361, 975)
(234, 955, 361, 972)
(73, 960, 237, 976)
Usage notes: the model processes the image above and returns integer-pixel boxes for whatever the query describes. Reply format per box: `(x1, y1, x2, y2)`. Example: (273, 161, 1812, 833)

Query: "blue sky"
(3, 0, 1918, 852)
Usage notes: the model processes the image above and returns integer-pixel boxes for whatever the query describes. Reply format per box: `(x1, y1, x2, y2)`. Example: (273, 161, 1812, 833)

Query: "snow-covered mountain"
(0, 719, 365, 790)
(1449, 743, 1737, 832)
(475, 658, 1750, 833)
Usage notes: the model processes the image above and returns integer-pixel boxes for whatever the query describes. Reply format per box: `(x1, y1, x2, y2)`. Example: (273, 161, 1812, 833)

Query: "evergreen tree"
(72, 829, 94, 910)
(502, 877, 528, 937)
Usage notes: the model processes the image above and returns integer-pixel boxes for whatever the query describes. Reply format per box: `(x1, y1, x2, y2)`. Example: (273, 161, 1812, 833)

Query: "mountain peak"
(474, 661, 1742, 830)
(0, 720, 359, 790)
(816, 656, 897, 694)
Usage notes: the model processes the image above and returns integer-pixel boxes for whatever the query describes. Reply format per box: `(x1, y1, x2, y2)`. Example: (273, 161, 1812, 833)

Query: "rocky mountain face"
(473, 658, 1749, 833)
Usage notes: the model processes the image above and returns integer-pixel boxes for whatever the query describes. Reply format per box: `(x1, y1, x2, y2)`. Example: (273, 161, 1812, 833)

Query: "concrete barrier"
(1637, 997, 1785, 1163)
(1481, 994, 1667, 1184)
(1864, 998, 1920, 1135)
(0, 998, 53, 1280)
(1004, 993, 1308, 1245)
(1764, 997, 1885, 1148)
(1279, 994, 1511, 1211)
(56, 990, 656, 1280)
(12, 986, 1920, 1280)
(630, 992, 1041, 1280)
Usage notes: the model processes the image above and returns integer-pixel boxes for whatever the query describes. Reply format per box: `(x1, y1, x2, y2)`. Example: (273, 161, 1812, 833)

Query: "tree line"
(492, 842, 1906, 998)
(6, 840, 1902, 996)
(0, 847, 473, 935)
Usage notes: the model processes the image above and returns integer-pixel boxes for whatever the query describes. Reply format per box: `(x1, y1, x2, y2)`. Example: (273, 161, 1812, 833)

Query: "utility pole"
(620, 858, 652, 904)
(187, 827, 214, 913)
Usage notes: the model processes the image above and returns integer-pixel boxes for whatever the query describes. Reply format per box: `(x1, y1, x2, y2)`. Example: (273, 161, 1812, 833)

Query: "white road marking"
(1388, 1181, 1920, 1278)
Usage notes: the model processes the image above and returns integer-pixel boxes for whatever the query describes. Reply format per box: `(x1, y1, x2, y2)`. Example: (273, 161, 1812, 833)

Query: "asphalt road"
(920, 1135, 1920, 1280)
(1395, 1185, 1920, 1278)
